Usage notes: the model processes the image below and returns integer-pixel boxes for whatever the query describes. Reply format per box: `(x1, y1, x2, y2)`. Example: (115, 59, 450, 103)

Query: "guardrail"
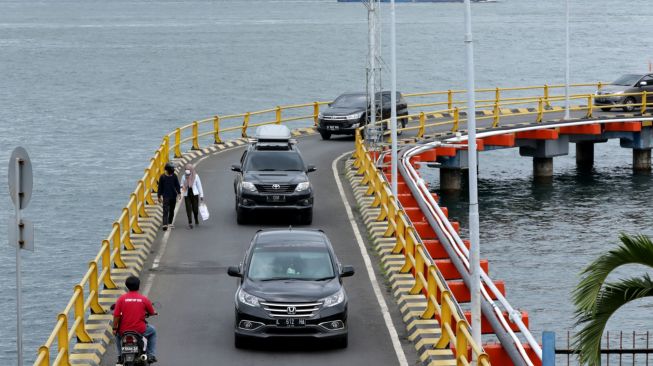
(351, 132, 491, 366)
(34, 81, 628, 365)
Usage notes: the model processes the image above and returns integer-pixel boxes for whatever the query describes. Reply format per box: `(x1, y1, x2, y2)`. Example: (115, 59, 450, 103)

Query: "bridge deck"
(101, 134, 417, 365)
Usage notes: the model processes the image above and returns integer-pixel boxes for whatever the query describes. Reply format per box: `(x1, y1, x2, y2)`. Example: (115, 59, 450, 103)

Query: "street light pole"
(390, 0, 398, 198)
(462, 0, 481, 349)
(564, 0, 570, 120)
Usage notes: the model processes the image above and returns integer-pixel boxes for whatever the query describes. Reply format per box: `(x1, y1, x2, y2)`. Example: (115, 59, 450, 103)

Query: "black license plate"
(276, 318, 306, 327)
(121, 345, 138, 353)
(267, 195, 285, 202)
(327, 125, 340, 131)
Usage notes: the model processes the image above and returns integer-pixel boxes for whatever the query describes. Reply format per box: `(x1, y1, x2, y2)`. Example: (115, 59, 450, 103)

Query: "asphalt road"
(102, 134, 418, 366)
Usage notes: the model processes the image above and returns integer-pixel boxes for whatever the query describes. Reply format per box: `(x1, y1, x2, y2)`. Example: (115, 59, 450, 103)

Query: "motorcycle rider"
(113, 276, 158, 364)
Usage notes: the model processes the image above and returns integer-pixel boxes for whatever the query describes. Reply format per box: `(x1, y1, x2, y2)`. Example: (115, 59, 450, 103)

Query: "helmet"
(164, 162, 175, 173)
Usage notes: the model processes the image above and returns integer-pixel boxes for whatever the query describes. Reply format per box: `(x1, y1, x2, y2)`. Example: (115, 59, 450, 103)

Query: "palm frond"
(572, 234, 653, 315)
(573, 274, 653, 365)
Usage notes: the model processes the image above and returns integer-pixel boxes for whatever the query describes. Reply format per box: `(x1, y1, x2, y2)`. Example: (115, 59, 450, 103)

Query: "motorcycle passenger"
(113, 276, 158, 364)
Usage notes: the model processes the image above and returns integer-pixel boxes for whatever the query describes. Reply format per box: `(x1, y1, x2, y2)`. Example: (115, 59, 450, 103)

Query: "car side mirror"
(227, 266, 242, 277)
(340, 265, 355, 278)
(307, 165, 317, 173)
(231, 164, 242, 172)
(640, 81, 648, 86)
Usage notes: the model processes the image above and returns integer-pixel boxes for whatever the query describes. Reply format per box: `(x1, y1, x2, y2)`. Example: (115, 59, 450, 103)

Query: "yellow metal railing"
(352, 131, 490, 366)
(35, 81, 647, 365)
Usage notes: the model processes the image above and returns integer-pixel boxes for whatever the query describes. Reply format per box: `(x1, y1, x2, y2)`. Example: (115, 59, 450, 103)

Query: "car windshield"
(244, 151, 304, 171)
(332, 94, 367, 108)
(247, 245, 335, 281)
(612, 74, 642, 86)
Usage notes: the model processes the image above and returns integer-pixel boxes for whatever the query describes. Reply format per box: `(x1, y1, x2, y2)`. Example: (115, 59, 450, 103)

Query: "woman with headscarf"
(180, 163, 204, 229)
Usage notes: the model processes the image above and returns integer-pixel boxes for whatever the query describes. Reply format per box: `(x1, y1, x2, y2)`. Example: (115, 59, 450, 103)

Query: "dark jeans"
(162, 197, 176, 226)
(184, 192, 199, 225)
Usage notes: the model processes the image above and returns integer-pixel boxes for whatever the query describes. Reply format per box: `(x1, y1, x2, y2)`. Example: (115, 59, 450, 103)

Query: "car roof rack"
(250, 125, 296, 150)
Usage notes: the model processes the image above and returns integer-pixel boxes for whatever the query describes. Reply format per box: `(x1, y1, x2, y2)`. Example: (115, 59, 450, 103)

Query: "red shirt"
(113, 291, 155, 335)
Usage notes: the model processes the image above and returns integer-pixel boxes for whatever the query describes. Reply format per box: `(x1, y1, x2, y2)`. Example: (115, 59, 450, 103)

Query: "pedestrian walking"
(181, 163, 204, 229)
(158, 162, 181, 231)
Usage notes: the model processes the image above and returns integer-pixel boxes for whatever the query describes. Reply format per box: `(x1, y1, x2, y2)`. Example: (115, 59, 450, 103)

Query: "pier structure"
(30, 82, 652, 366)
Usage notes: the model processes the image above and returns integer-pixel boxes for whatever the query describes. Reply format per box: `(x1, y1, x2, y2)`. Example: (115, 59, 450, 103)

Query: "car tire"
(234, 334, 248, 349)
(334, 334, 348, 349)
(600, 107, 612, 112)
(320, 131, 332, 140)
(236, 206, 248, 225)
(300, 209, 313, 225)
(622, 97, 636, 112)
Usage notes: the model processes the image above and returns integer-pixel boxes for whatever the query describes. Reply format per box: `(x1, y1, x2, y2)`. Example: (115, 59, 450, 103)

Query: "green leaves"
(572, 234, 653, 365)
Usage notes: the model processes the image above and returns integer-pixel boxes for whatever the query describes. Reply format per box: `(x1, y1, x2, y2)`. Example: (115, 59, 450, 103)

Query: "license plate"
(276, 318, 306, 327)
(327, 125, 339, 131)
(267, 195, 285, 202)
(121, 345, 138, 353)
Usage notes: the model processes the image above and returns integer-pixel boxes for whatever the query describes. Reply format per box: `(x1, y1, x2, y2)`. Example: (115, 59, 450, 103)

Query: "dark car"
(231, 125, 316, 225)
(317, 91, 409, 140)
(594, 73, 653, 112)
(227, 229, 355, 349)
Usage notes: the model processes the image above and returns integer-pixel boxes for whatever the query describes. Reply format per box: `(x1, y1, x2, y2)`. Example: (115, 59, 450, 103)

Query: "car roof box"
(254, 125, 292, 142)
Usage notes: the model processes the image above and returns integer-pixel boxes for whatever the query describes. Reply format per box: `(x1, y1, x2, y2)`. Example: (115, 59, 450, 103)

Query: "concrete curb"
(344, 159, 456, 366)
(70, 127, 318, 366)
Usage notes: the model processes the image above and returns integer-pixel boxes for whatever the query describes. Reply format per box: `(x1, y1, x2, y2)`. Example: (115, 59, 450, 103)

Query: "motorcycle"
(111, 303, 159, 365)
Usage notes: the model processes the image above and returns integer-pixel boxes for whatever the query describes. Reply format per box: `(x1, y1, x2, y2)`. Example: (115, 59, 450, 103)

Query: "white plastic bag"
(199, 203, 210, 221)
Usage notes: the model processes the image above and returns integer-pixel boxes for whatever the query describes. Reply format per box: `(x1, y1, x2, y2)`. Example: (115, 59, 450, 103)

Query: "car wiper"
(282, 169, 302, 171)
(257, 169, 277, 171)
(313, 276, 335, 281)
(259, 277, 296, 281)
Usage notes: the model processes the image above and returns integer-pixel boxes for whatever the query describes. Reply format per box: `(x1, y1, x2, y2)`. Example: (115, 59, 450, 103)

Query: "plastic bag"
(199, 203, 209, 221)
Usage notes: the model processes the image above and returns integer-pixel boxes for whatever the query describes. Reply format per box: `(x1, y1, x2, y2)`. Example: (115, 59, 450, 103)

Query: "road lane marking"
(332, 151, 409, 366)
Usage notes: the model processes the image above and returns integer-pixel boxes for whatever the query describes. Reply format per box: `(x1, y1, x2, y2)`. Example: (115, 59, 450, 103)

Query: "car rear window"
(247, 245, 335, 281)
(244, 151, 304, 171)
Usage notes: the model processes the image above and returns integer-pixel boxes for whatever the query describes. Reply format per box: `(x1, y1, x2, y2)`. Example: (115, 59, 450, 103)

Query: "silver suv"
(594, 73, 653, 112)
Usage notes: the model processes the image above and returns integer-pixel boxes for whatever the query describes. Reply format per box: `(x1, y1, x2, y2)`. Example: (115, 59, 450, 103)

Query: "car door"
(640, 74, 653, 105)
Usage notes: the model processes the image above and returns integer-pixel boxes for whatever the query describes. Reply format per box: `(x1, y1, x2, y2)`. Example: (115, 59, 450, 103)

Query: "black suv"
(231, 125, 316, 225)
(317, 91, 409, 140)
(227, 229, 354, 349)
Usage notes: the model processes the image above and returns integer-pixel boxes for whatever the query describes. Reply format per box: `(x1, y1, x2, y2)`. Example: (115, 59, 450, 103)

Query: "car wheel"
(334, 334, 348, 349)
(236, 207, 248, 225)
(320, 131, 331, 140)
(300, 209, 313, 225)
(600, 107, 612, 112)
(622, 97, 636, 112)
(234, 334, 248, 349)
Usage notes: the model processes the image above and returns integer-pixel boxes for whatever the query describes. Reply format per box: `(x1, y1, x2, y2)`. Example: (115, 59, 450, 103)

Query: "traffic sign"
(8, 147, 33, 210)
(8, 217, 33, 251)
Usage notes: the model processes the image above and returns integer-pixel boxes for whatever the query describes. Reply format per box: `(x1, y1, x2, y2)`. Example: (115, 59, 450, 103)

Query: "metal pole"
(368, 1, 377, 130)
(564, 0, 570, 120)
(15, 157, 23, 366)
(462, 0, 481, 350)
(390, 0, 398, 198)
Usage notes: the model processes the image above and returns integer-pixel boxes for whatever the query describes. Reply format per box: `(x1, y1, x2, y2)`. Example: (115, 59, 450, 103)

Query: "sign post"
(8, 146, 33, 366)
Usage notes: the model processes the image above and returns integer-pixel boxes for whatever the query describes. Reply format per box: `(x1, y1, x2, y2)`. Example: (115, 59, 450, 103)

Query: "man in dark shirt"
(113, 276, 158, 363)
(158, 162, 181, 231)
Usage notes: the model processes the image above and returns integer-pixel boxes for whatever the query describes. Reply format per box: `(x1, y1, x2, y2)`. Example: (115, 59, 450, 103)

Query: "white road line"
(331, 151, 409, 366)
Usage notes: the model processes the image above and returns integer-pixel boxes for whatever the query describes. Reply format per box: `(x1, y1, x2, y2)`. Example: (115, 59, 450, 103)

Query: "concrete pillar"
(440, 169, 462, 191)
(633, 149, 651, 171)
(575, 142, 594, 171)
(533, 157, 553, 178)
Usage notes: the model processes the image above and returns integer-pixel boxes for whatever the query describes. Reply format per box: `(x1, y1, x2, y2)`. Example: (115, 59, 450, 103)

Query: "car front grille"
(321, 115, 348, 121)
(255, 184, 297, 193)
(260, 301, 322, 318)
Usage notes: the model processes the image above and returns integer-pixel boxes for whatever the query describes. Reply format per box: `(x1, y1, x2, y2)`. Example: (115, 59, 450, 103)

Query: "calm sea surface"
(1, 0, 652, 363)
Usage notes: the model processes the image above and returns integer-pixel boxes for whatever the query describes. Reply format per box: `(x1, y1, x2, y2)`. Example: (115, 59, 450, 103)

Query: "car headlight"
(320, 288, 345, 308)
(613, 91, 624, 95)
(318, 112, 324, 119)
(237, 289, 262, 307)
(241, 182, 257, 192)
(295, 181, 310, 192)
(346, 112, 364, 120)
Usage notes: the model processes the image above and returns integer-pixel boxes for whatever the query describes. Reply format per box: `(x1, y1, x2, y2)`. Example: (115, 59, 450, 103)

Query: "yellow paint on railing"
(192, 121, 200, 150)
(213, 116, 222, 144)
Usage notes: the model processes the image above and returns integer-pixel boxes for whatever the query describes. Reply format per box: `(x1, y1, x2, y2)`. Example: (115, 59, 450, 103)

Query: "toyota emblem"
(286, 306, 296, 315)
(272, 184, 281, 190)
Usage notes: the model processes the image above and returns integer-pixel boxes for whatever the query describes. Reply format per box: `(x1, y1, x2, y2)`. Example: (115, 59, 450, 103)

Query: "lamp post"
(462, 0, 481, 348)
(564, 0, 570, 119)
(390, 0, 398, 197)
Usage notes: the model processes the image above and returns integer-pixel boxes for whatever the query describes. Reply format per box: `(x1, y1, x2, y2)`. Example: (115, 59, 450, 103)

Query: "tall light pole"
(462, 0, 481, 348)
(366, 0, 380, 131)
(564, 0, 570, 120)
(390, 0, 398, 197)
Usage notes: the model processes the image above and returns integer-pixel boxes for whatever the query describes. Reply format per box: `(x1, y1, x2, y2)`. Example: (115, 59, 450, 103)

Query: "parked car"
(227, 229, 355, 349)
(317, 91, 409, 140)
(594, 73, 653, 112)
(231, 125, 315, 225)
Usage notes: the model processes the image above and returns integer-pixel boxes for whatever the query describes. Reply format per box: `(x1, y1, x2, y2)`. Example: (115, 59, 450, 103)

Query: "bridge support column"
(575, 142, 594, 171)
(533, 157, 553, 178)
(633, 149, 651, 171)
(440, 168, 462, 191)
